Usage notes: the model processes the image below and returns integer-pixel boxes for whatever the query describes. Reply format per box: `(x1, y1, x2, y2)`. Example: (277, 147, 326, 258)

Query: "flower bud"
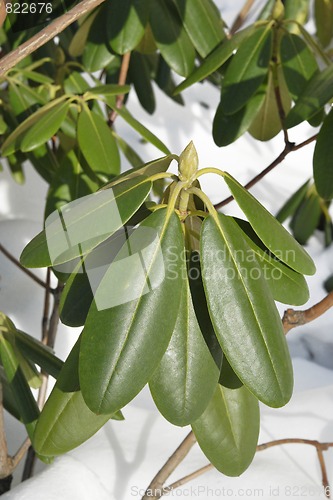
(178, 141, 199, 182)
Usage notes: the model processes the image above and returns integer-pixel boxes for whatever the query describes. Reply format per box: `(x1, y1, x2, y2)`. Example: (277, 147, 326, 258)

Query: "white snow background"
(1, 1, 333, 498)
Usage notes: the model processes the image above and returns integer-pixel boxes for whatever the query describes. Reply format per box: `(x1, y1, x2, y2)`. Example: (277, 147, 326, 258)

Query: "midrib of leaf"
(87, 112, 110, 164)
(220, 386, 239, 450)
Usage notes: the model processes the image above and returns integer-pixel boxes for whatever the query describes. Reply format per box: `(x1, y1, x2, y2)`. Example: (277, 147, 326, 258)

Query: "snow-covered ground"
(1, 0, 333, 498)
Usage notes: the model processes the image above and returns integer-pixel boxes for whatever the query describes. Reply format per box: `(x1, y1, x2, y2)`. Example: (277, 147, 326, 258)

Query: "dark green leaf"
(68, 10, 99, 57)
(149, 278, 219, 426)
(192, 384, 259, 476)
(115, 134, 144, 168)
(33, 339, 119, 457)
(77, 107, 120, 177)
(324, 273, 333, 292)
(280, 32, 318, 99)
(221, 25, 273, 115)
(201, 213, 293, 407)
(20, 101, 70, 153)
(213, 87, 265, 147)
(82, 7, 115, 72)
(20, 176, 152, 268)
(150, 0, 195, 77)
(174, 25, 254, 94)
(128, 51, 156, 114)
(172, 0, 225, 58)
(223, 172, 316, 275)
(80, 208, 184, 414)
(276, 179, 310, 222)
(219, 356, 243, 389)
(107, 0, 152, 54)
(314, 108, 333, 200)
(285, 64, 333, 128)
(291, 191, 322, 245)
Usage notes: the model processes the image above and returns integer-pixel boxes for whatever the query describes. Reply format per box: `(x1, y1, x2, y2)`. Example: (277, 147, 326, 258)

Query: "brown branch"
(0, 0, 107, 76)
(283, 292, 333, 334)
(108, 52, 131, 126)
(230, 0, 256, 35)
(0, 243, 52, 291)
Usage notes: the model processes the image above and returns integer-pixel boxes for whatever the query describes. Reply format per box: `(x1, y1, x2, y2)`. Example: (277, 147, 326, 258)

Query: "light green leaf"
(150, 0, 195, 77)
(86, 84, 131, 98)
(107, 0, 152, 54)
(221, 25, 273, 115)
(68, 10, 99, 57)
(80, 208, 184, 414)
(192, 384, 259, 476)
(174, 25, 254, 94)
(201, 213, 293, 407)
(223, 172, 316, 275)
(64, 71, 91, 94)
(314, 108, 333, 200)
(33, 339, 120, 457)
(285, 64, 333, 128)
(276, 179, 310, 222)
(172, 0, 225, 57)
(149, 278, 219, 426)
(315, 0, 333, 47)
(20, 176, 152, 268)
(77, 107, 120, 177)
(20, 101, 70, 153)
(280, 32, 318, 99)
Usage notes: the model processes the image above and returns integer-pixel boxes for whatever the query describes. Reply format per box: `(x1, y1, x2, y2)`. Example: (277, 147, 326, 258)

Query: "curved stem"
(108, 52, 132, 126)
(195, 167, 225, 180)
(187, 187, 217, 218)
(283, 292, 333, 334)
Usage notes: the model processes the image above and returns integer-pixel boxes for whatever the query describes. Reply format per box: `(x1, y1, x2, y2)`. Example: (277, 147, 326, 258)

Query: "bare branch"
(230, 0, 256, 35)
(0, 0, 107, 76)
(283, 292, 333, 334)
(108, 52, 131, 126)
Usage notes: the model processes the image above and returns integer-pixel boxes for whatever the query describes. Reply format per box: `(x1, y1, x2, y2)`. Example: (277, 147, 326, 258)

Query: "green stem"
(187, 187, 217, 219)
(148, 172, 178, 183)
(166, 181, 187, 218)
(194, 167, 226, 180)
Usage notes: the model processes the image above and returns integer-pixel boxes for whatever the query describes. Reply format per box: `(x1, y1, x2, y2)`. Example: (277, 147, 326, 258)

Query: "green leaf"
(315, 0, 333, 47)
(192, 384, 259, 476)
(172, 0, 225, 57)
(174, 25, 254, 94)
(20, 101, 70, 153)
(213, 87, 266, 147)
(68, 10, 99, 57)
(114, 134, 145, 168)
(20, 176, 152, 268)
(219, 356, 243, 389)
(314, 108, 333, 200)
(64, 71, 91, 94)
(285, 64, 333, 128)
(223, 172, 316, 275)
(59, 262, 93, 327)
(280, 32, 319, 99)
(234, 218, 309, 306)
(221, 25, 273, 115)
(86, 84, 131, 98)
(0, 367, 22, 421)
(107, 0, 152, 54)
(276, 179, 310, 222)
(284, 0, 309, 28)
(77, 107, 120, 177)
(201, 213, 293, 407)
(80, 208, 184, 414)
(82, 6, 115, 72)
(150, 0, 195, 77)
(33, 339, 118, 457)
(248, 66, 291, 141)
(106, 96, 171, 155)
(149, 278, 219, 426)
(291, 191, 322, 245)
(324, 273, 333, 292)
(128, 51, 156, 114)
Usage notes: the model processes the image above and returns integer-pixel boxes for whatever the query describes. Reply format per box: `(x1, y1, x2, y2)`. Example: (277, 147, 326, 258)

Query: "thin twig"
(283, 292, 333, 334)
(142, 431, 196, 500)
(0, 243, 51, 291)
(108, 52, 131, 126)
(11, 439, 31, 470)
(230, 0, 256, 35)
(0, 0, 107, 76)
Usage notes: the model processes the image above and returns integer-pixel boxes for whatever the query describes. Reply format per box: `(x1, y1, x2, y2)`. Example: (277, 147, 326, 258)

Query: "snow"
(1, 1, 333, 497)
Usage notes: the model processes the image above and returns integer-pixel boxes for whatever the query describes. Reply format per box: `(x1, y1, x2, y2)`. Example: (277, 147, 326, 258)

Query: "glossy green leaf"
(213, 87, 265, 147)
(201, 213, 293, 407)
(174, 25, 254, 94)
(20, 101, 70, 153)
(315, 0, 333, 47)
(86, 84, 131, 98)
(155, 56, 184, 105)
(106, 96, 171, 155)
(59, 263, 93, 327)
(1, 96, 68, 156)
(33, 339, 119, 457)
(0, 367, 22, 421)
(221, 25, 273, 115)
(276, 179, 310, 222)
(20, 176, 152, 268)
(192, 384, 259, 476)
(80, 208, 184, 414)
(64, 72, 91, 94)
(291, 191, 322, 245)
(173, 0, 225, 57)
(128, 51, 156, 114)
(150, 0, 195, 77)
(234, 218, 309, 305)
(248, 67, 291, 141)
(107, 0, 151, 54)
(284, 0, 309, 28)
(314, 108, 333, 200)
(77, 108, 120, 177)
(285, 64, 333, 128)
(82, 7, 115, 72)
(280, 32, 318, 99)
(8, 82, 46, 119)
(223, 172, 316, 275)
(68, 10, 99, 57)
(149, 278, 219, 426)
(219, 356, 243, 389)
